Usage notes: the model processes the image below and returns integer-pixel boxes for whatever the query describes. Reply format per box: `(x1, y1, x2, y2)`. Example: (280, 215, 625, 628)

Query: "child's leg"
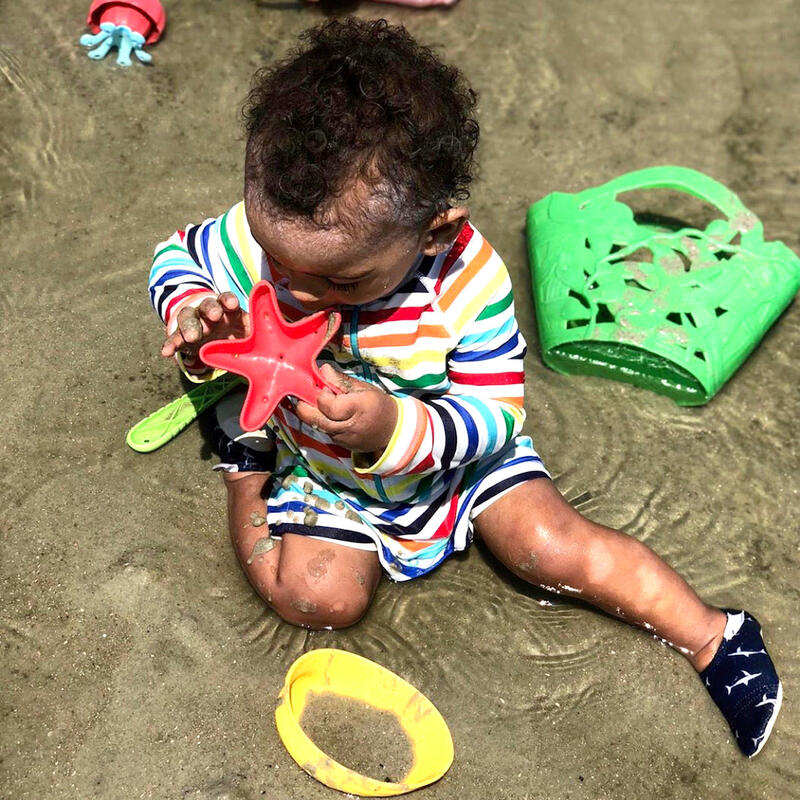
(475, 477, 783, 757)
(474, 477, 725, 670)
(224, 471, 382, 630)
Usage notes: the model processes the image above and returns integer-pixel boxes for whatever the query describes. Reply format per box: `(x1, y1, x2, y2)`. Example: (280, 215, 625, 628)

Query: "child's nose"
(285, 273, 328, 306)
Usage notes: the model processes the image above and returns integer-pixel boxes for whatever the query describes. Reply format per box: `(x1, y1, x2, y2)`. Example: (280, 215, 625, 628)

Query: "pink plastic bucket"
(87, 0, 166, 44)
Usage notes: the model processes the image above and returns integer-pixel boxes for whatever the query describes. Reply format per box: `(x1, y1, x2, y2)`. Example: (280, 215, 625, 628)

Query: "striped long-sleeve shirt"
(149, 201, 528, 507)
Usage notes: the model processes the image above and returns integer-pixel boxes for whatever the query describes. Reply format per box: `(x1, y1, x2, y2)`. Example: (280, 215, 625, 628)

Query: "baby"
(148, 18, 782, 757)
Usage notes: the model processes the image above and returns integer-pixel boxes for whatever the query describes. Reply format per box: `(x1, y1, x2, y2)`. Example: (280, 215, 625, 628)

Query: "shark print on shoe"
(700, 610, 782, 757)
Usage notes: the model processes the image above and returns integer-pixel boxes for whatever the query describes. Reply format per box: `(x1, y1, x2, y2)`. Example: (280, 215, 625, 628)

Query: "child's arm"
(150, 226, 217, 329)
(149, 203, 257, 379)
(358, 259, 525, 477)
(296, 233, 526, 476)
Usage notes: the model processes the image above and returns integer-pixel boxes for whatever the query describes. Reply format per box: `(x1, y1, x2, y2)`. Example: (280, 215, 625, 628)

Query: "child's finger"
(319, 363, 355, 393)
(218, 292, 240, 311)
(316, 390, 359, 421)
(295, 399, 338, 432)
(161, 320, 194, 356)
(176, 306, 205, 344)
(161, 329, 199, 358)
(161, 332, 181, 357)
(197, 296, 224, 323)
(320, 365, 375, 395)
(161, 304, 214, 357)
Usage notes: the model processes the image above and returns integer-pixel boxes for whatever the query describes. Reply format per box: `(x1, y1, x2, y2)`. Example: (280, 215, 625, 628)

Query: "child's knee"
(506, 506, 584, 578)
(583, 536, 619, 586)
(270, 582, 371, 630)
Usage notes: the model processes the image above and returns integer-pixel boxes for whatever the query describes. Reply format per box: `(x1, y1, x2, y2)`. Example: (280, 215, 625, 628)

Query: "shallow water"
(1, 1, 799, 799)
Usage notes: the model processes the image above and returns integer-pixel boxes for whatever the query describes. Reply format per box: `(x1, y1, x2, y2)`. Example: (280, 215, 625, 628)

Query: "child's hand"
(161, 293, 250, 359)
(295, 364, 398, 456)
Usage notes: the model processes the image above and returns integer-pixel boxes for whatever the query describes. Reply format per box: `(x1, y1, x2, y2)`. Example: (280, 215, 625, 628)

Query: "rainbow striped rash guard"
(149, 202, 549, 580)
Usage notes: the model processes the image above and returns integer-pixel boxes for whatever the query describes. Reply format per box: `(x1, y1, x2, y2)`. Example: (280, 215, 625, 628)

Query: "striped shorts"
(213, 391, 550, 581)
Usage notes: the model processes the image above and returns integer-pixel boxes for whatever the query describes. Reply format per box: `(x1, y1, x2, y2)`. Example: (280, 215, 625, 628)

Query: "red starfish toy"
(199, 281, 342, 432)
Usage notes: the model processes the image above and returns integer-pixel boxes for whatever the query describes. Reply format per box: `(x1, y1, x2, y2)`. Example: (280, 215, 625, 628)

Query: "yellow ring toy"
(275, 648, 454, 796)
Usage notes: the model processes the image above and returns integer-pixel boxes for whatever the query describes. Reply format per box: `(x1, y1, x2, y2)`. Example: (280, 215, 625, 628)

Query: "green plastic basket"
(526, 166, 800, 405)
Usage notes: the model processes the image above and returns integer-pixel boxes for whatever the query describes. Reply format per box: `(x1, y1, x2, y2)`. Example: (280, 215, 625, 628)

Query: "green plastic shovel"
(126, 374, 242, 453)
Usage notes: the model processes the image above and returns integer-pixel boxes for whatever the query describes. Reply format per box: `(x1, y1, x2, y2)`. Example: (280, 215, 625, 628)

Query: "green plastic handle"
(126, 374, 243, 453)
(579, 166, 753, 223)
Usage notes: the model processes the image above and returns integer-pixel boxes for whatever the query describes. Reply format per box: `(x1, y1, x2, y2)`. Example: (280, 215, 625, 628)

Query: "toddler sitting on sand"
(148, 18, 782, 757)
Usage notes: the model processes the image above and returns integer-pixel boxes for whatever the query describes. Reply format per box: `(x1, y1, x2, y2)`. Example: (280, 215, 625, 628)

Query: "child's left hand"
(295, 364, 398, 456)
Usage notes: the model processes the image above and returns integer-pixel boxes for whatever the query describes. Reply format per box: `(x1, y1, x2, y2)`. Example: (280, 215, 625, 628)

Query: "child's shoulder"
(430, 223, 509, 288)
(426, 223, 513, 325)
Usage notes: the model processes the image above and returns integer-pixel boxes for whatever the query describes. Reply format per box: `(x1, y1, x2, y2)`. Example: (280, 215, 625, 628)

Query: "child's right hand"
(160, 292, 250, 359)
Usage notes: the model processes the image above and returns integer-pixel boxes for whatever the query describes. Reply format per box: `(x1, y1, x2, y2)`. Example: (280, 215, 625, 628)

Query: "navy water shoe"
(700, 610, 782, 757)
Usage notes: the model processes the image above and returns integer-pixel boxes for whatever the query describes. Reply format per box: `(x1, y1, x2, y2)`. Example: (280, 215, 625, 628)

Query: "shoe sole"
(750, 680, 783, 757)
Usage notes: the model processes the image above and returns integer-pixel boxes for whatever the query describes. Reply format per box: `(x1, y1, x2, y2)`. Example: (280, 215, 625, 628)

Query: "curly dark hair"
(243, 17, 479, 230)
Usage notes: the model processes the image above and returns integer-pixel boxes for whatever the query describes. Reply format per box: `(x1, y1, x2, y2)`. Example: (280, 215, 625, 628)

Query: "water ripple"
(362, 556, 612, 709)
(0, 43, 90, 235)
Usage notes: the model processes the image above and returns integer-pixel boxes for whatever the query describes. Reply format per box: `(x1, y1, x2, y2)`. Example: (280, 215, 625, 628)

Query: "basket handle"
(579, 166, 757, 227)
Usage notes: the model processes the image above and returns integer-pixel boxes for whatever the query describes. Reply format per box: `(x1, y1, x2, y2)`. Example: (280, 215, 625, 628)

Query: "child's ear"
(420, 207, 469, 255)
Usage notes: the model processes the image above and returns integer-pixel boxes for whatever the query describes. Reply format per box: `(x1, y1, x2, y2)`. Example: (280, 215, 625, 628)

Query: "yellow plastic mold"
(275, 648, 454, 796)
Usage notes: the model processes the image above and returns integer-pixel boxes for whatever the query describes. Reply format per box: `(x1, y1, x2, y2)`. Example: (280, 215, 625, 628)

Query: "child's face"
(245, 192, 467, 311)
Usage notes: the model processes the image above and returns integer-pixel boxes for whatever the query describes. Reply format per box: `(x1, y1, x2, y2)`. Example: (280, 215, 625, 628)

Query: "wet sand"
(301, 693, 413, 783)
(1, 1, 798, 798)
